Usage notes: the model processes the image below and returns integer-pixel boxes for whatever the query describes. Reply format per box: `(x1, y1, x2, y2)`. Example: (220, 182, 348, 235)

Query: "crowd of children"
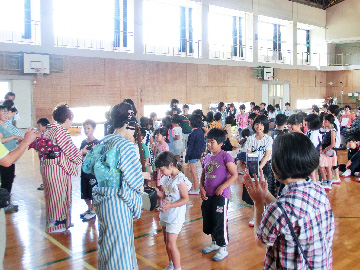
(7, 95, 358, 269)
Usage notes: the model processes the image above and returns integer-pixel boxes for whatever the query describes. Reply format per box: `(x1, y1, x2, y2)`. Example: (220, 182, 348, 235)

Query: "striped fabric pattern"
(5, 121, 23, 137)
(41, 123, 82, 233)
(88, 134, 144, 269)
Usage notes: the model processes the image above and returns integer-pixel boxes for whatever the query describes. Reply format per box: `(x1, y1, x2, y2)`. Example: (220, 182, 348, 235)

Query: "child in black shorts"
(80, 119, 99, 221)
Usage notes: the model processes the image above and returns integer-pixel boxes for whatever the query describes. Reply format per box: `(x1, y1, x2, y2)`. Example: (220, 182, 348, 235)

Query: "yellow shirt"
(0, 142, 9, 159)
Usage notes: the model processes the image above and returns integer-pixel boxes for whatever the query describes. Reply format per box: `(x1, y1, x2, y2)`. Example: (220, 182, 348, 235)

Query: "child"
(305, 114, 323, 182)
(162, 116, 174, 153)
(150, 112, 160, 130)
(79, 119, 99, 221)
(180, 104, 192, 156)
(271, 114, 288, 140)
(185, 114, 205, 195)
(172, 115, 183, 162)
(36, 118, 50, 190)
(342, 137, 360, 178)
(155, 151, 192, 270)
(0, 105, 23, 212)
(287, 113, 304, 133)
(154, 128, 170, 187)
(237, 128, 250, 174)
(5, 106, 23, 138)
(141, 117, 154, 172)
(209, 112, 222, 130)
(236, 104, 248, 135)
(200, 128, 237, 261)
(243, 115, 275, 226)
(319, 114, 337, 190)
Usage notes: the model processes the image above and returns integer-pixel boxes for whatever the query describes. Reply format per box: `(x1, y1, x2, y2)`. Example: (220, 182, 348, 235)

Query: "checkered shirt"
(257, 180, 335, 270)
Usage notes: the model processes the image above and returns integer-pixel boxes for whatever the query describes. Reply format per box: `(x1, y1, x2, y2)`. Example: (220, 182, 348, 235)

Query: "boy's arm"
(259, 150, 271, 169)
(214, 161, 237, 196)
(200, 168, 207, 200)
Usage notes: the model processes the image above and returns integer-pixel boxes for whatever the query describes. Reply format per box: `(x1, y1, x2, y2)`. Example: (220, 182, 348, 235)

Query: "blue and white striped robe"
(83, 134, 143, 270)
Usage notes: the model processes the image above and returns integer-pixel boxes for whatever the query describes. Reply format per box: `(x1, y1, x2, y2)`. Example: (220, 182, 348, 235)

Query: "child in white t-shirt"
(155, 151, 192, 270)
(172, 115, 184, 162)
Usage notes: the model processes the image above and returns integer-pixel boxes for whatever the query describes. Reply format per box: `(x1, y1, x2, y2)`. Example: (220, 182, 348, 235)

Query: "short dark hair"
(4, 92, 15, 100)
(3, 100, 14, 111)
(312, 107, 319, 113)
(305, 114, 321, 130)
(207, 128, 226, 144)
(154, 127, 169, 142)
(230, 103, 235, 108)
(322, 104, 328, 109)
(172, 114, 182, 124)
(225, 116, 236, 125)
(170, 99, 179, 107)
(239, 104, 246, 110)
(155, 151, 183, 172)
(285, 102, 290, 106)
(218, 102, 225, 111)
(248, 113, 257, 120)
(272, 133, 319, 181)
(267, 104, 275, 113)
(344, 104, 351, 110)
(253, 105, 260, 112)
(190, 114, 202, 128)
(162, 116, 173, 129)
(328, 105, 340, 116)
(53, 103, 73, 124)
(346, 137, 357, 143)
(241, 128, 250, 138)
(250, 102, 255, 106)
(111, 102, 133, 129)
(206, 111, 214, 123)
(324, 114, 337, 130)
(275, 114, 287, 126)
(37, 118, 50, 127)
(140, 116, 149, 128)
(260, 102, 266, 106)
(214, 112, 222, 121)
(182, 104, 189, 110)
(83, 119, 96, 129)
(253, 115, 269, 133)
(275, 104, 280, 109)
(287, 114, 303, 126)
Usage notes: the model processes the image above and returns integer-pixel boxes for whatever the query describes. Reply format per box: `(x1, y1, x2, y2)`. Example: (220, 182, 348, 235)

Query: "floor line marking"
(136, 254, 163, 270)
(30, 226, 96, 270)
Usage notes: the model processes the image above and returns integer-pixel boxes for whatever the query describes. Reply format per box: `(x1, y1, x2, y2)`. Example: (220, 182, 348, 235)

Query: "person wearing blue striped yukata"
(83, 102, 149, 270)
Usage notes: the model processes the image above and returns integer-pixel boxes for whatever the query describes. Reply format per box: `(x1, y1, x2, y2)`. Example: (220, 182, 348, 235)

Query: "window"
(297, 29, 310, 65)
(208, 6, 246, 61)
(0, 82, 9, 99)
(296, 99, 324, 110)
(143, 0, 201, 57)
(54, 0, 133, 52)
(258, 16, 290, 64)
(0, 0, 40, 45)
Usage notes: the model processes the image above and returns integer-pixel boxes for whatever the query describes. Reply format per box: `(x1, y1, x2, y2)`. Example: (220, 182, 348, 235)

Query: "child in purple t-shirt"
(200, 128, 238, 262)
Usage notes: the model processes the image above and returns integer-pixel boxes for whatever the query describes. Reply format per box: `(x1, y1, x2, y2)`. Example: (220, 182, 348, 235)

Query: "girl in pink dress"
(154, 128, 170, 187)
(236, 104, 248, 135)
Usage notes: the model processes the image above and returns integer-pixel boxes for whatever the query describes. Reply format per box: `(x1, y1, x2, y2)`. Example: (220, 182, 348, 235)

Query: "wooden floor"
(4, 143, 360, 269)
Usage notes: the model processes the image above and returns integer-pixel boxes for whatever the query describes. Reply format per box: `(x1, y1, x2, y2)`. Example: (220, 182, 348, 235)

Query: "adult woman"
(41, 104, 83, 233)
(244, 133, 334, 269)
(83, 102, 146, 270)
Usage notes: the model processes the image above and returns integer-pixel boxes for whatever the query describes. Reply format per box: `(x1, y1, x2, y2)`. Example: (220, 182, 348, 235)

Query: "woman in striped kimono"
(41, 104, 83, 233)
(83, 102, 146, 270)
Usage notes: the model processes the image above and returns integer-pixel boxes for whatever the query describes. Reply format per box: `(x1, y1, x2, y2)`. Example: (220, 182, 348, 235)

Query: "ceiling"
(291, 0, 346, 10)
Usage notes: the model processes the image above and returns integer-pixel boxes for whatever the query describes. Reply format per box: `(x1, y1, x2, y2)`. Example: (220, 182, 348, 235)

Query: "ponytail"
(324, 114, 337, 131)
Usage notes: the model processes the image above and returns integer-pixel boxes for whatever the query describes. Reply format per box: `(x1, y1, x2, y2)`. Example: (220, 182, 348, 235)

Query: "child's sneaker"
(212, 246, 228, 261)
(248, 218, 254, 227)
(202, 241, 220, 254)
(80, 209, 90, 218)
(322, 181, 332, 190)
(341, 170, 351, 177)
(37, 184, 44, 190)
(188, 189, 200, 195)
(82, 212, 96, 221)
(163, 261, 174, 270)
(331, 177, 341, 184)
(4, 203, 18, 213)
(356, 178, 360, 182)
(355, 172, 360, 176)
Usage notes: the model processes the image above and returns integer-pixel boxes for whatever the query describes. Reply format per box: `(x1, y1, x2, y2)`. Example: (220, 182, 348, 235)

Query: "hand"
(142, 172, 150, 180)
(243, 169, 268, 204)
(346, 161, 352, 169)
(200, 186, 208, 200)
(160, 200, 172, 212)
(23, 127, 37, 145)
(214, 185, 225, 196)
